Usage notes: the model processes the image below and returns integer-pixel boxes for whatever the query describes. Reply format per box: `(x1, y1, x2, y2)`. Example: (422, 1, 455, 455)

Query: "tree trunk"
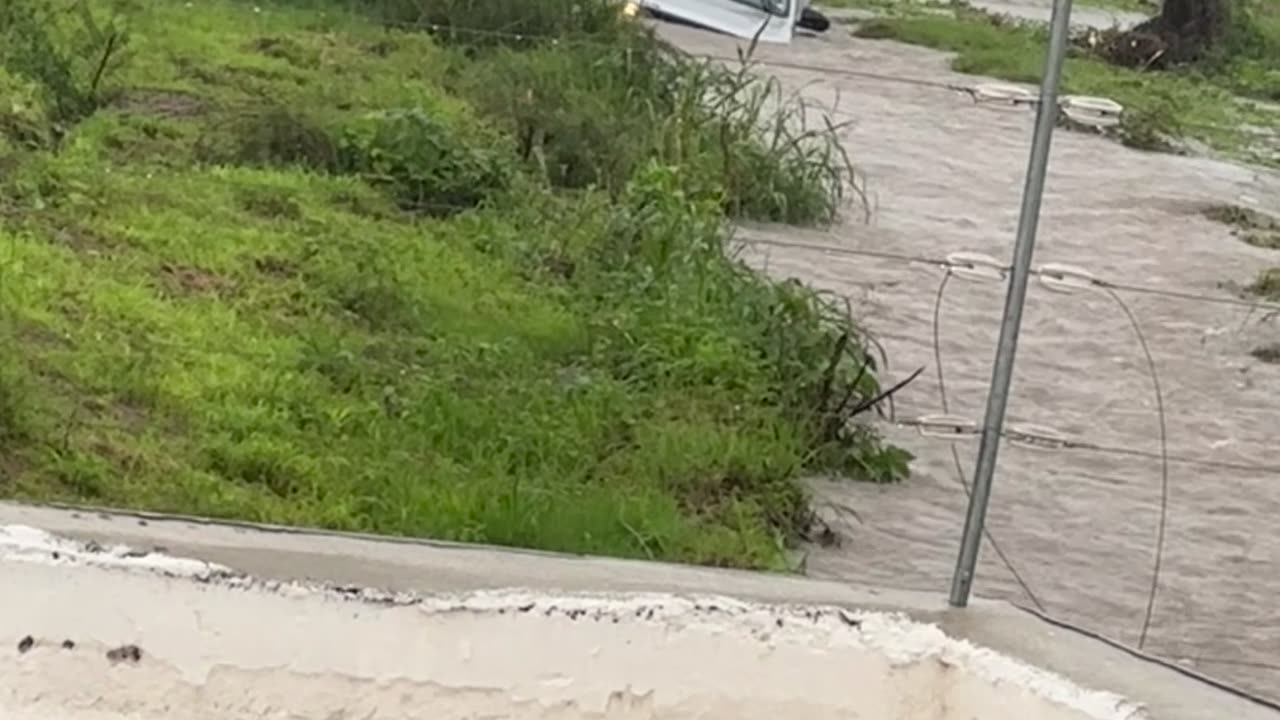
(1105, 0, 1234, 68)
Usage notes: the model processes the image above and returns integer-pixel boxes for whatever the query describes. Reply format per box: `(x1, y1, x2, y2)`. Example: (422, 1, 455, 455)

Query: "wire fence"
(2, 2, 1279, 709)
(734, 226, 1280, 705)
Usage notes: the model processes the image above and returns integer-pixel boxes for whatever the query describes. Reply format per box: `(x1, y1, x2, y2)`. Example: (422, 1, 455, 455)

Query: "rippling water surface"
(659, 18, 1280, 701)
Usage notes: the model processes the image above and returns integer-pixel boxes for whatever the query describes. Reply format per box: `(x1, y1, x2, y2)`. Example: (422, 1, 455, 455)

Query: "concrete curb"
(1, 501, 1275, 720)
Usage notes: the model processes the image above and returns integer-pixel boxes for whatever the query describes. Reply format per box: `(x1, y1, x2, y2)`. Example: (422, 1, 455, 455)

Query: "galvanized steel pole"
(949, 0, 1074, 608)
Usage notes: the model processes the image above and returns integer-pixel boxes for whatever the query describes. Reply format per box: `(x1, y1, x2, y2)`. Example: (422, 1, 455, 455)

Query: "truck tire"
(798, 6, 830, 32)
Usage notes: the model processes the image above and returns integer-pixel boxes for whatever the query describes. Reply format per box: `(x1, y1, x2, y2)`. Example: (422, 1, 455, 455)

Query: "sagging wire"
(929, 257, 1175, 637)
(1038, 262, 1175, 649)
(904, 417, 1280, 476)
(931, 269, 1047, 613)
(1100, 286, 1171, 651)
(1013, 603, 1280, 713)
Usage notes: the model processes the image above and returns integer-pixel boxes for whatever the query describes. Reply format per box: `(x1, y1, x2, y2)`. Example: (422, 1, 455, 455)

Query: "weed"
(0, 0, 130, 129)
(1204, 203, 1280, 249)
(198, 104, 339, 170)
(0, 360, 33, 444)
(0, 69, 53, 151)
(1249, 268, 1280, 300)
(336, 107, 515, 213)
(1115, 92, 1183, 152)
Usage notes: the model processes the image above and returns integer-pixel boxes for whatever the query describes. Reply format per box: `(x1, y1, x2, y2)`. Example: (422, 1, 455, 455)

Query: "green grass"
(0, 0, 908, 569)
(849, 1, 1280, 166)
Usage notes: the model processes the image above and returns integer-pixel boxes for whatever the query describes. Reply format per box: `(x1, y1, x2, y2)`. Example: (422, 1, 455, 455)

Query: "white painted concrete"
(1, 523, 1144, 720)
(1, 502, 1276, 720)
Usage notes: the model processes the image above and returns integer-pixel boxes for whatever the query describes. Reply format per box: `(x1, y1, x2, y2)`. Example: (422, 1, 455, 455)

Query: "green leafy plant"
(337, 107, 515, 213)
(0, 0, 130, 130)
(0, 68, 52, 151)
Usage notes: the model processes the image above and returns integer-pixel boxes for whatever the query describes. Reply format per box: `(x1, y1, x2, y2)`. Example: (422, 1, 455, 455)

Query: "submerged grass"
(849, 0, 1279, 166)
(0, 0, 907, 568)
(1204, 204, 1280, 250)
(1249, 268, 1280, 300)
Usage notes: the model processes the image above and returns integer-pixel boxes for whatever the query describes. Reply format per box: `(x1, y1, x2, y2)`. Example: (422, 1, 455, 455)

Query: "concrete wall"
(2, 523, 1142, 720)
(2, 503, 1276, 720)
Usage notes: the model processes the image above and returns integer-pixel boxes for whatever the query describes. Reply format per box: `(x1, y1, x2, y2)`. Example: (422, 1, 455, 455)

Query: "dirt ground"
(656, 17, 1280, 703)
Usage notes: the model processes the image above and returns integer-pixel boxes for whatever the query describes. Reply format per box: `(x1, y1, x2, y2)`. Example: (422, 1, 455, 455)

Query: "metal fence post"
(949, 0, 1075, 608)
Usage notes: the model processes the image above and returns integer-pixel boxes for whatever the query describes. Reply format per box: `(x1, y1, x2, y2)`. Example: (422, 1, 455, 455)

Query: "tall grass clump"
(455, 19, 855, 224)
(367, 0, 631, 43)
(0, 0, 130, 131)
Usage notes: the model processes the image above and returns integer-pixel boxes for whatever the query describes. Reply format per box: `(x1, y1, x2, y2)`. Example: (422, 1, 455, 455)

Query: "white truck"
(632, 0, 830, 44)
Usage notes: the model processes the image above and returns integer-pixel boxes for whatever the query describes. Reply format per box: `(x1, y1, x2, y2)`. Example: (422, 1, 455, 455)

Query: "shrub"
(457, 37, 852, 224)
(1116, 92, 1183, 152)
(0, 68, 51, 150)
(0, 0, 130, 127)
(197, 105, 339, 170)
(456, 42, 654, 191)
(336, 107, 515, 213)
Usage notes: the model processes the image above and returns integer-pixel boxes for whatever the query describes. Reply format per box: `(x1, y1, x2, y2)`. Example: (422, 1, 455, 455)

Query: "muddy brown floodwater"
(656, 18, 1280, 704)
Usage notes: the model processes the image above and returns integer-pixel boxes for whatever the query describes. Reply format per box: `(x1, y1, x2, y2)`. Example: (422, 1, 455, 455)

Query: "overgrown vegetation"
(1204, 204, 1280, 249)
(0, 0, 908, 568)
(1249, 268, 1280, 300)
(848, 0, 1279, 165)
(1204, 203, 1280, 324)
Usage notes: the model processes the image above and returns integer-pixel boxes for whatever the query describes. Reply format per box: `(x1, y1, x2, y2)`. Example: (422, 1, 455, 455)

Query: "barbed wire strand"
(931, 269, 1046, 613)
(898, 416, 1280, 477)
(1060, 439, 1280, 475)
(736, 235, 1280, 313)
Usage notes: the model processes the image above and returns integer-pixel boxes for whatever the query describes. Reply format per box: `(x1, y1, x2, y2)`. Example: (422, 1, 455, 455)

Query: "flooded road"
(659, 19, 1280, 703)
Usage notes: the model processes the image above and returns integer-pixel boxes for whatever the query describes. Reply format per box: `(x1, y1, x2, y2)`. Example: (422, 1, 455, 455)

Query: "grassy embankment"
(841, 0, 1278, 166)
(0, 0, 909, 568)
